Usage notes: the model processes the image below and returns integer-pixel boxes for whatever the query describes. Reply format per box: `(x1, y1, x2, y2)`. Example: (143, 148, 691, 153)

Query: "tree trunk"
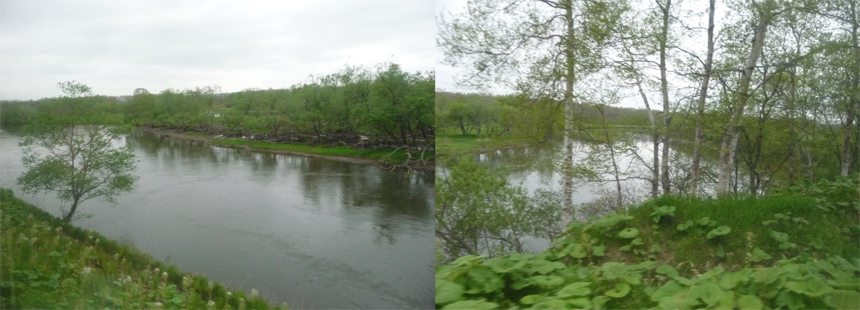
(659, 0, 673, 196)
(561, 1, 576, 225)
(842, 8, 859, 176)
(691, 0, 716, 196)
(636, 81, 660, 198)
(63, 198, 81, 223)
(717, 2, 774, 195)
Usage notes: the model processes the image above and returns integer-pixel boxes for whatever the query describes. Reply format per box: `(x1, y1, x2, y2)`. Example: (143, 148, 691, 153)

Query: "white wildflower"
(82, 267, 93, 274)
(152, 302, 163, 308)
(207, 300, 216, 309)
(251, 288, 259, 298)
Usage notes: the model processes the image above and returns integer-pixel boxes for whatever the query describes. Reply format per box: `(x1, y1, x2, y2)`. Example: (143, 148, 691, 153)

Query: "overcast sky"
(435, 0, 484, 94)
(0, 0, 435, 100)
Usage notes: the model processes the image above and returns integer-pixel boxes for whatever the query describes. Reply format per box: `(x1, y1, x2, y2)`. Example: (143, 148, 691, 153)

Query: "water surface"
(0, 128, 435, 309)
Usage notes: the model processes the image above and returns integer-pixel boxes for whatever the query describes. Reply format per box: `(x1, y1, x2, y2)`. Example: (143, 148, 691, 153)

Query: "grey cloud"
(0, 0, 434, 100)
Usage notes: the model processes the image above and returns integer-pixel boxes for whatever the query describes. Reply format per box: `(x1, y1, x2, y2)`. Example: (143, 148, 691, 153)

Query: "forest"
(0, 62, 435, 151)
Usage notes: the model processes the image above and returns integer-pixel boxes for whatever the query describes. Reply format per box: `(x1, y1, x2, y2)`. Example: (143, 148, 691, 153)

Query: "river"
(443, 137, 721, 254)
(0, 128, 435, 309)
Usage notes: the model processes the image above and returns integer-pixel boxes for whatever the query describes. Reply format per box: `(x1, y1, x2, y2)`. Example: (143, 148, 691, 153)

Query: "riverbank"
(142, 127, 434, 171)
(0, 189, 284, 309)
(435, 130, 537, 157)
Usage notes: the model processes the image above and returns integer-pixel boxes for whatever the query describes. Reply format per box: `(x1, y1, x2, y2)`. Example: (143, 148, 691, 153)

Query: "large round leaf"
(604, 283, 631, 298)
(435, 279, 464, 305)
(556, 282, 592, 298)
(618, 228, 639, 239)
(706, 226, 731, 239)
(769, 230, 789, 243)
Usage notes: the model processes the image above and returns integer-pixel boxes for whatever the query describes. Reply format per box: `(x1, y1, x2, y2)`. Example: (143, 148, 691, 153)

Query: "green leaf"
(591, 245, 606, 257)
(785, 277, 833, 297)
(656, 265, 680, 279)
(769, 231, 789, 243)
(529, 275, 565, 288)
(556, 282, 592, 298)
(520, 294, 544, 305)
(435, 279, 464, 305)
(779, 242, 797, 250)
(452, 255, 487, 267)
(441, 299, 498, 310)
(736, 295, 763, 310)
(568, 298, 591, 308)
(825, 290, 860, 310)
(697, 217, 711, 225)
(594, 213, 634, 229)
(750, 247, 772, 263)
(485, 257, 528, 274)
(810, 238, 824, 250)
(617, 228, 639, 239)
(169, 295, 184, 305)
(752, 267, 783, 285)
(467, 267, 504, 293)
(706, 226, 731, 239)
(676, 220, 693, 231)
(522, 260, 564, 275)
(604, 283, 631, 298)
(631, 237, 643, 245)
(570, 244, 588, 258)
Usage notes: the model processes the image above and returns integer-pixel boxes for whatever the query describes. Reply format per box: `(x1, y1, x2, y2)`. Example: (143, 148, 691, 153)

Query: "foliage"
(0, 189, 282, 309)
(15, 82, 138, 223)
(435, 159, 563, 260)
(436, 177, 859, 309)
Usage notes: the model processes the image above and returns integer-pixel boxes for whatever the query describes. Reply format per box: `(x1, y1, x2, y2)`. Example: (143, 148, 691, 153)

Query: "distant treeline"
(435, 91, 653, 141)
(435, 91, 857, 185)
(1, 63, 434, 148)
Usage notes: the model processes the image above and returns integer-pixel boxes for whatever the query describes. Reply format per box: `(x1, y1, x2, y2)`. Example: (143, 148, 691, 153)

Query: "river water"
(0, 128, 435, 309)
(443, 137, 720, 253)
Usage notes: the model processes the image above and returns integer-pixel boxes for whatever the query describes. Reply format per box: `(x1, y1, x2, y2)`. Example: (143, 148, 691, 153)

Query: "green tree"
(439, 0, 629, 223)
(436, 159, 563, 259)
(16, 82, 138, 223)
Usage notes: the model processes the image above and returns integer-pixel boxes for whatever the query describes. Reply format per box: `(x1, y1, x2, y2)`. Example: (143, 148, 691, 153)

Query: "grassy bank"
(436, 176, 860, 309)
(0, 189, 283, 309)
(212, 138, 416, 163)
(435, 128, 535, 157)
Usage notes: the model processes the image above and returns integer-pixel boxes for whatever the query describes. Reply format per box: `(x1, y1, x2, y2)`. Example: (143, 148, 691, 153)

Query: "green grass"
(435, 127, 535, 157)
(0, 189, 284, 309)
(212, 139, 422, 163)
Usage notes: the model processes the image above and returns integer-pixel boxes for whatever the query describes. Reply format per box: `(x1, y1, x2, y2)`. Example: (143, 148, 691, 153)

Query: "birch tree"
(716, 0, 779, 195)
(438, 0, 628, 224)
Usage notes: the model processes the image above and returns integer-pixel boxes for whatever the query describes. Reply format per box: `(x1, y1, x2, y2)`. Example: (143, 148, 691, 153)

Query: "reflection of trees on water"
(126, 129, 433, 246)
(299, 159, 434, 245)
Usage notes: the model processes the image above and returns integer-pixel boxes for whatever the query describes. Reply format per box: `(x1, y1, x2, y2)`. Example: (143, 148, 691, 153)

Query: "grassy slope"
(211, 138, 416, 163)
(0, 189, 283, 310)
(435, 176, 860, 309)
